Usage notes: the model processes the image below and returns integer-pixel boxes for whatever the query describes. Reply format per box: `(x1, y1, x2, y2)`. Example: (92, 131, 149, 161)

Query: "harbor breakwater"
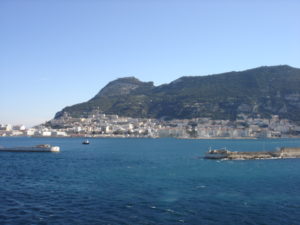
(204, 147, 300, 160)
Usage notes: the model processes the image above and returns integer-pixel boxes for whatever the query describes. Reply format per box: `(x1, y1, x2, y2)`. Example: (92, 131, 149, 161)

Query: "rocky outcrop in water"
(204, 147, 300, 160)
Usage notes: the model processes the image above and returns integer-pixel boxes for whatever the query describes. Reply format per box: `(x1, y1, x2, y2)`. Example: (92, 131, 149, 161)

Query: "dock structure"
(204, 147, 300, 160)
(279, 147, 300, 158)
(0, 144, 60, 153)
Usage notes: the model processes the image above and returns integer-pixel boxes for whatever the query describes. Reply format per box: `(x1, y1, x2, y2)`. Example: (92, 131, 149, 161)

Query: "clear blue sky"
(1, 0, 299, 127)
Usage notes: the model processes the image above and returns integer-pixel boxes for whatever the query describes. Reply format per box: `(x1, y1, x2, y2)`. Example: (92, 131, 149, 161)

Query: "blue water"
(1, 137, 300, 225)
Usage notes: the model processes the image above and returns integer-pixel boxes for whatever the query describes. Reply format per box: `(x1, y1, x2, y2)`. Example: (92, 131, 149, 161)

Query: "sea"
(0, 137, 300, 225)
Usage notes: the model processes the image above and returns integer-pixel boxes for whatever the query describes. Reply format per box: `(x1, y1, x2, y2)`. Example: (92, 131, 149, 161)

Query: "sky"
(1, 0, 300, 127)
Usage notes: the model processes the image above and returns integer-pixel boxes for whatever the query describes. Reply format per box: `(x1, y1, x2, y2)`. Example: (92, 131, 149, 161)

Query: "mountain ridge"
(55, 65, 300, 121)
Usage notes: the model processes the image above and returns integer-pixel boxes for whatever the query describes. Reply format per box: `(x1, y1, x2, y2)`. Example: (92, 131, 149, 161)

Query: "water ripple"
(1, 137, 300, 224)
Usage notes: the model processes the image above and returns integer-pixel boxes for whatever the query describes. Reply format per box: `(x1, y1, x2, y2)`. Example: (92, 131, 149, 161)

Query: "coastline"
(177, 136, 258, 140)
(1, 135, 300, 139)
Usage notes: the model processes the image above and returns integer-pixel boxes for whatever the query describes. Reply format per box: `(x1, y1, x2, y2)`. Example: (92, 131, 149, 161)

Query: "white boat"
(0, 144, 60, 152)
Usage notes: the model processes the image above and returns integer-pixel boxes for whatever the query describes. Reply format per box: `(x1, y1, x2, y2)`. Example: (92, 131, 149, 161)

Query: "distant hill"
(55, 65, 300, 121)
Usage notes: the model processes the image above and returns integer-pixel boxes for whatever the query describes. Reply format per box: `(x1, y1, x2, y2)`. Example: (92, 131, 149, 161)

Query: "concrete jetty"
(0, 144, 60, 153)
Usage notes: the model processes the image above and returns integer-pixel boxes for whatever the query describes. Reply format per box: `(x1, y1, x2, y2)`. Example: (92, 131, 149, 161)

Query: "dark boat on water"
(82, 140, 90, 145)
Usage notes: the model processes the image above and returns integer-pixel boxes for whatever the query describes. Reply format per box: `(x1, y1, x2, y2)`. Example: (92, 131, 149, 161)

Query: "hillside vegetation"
(55, 65, 300, 121)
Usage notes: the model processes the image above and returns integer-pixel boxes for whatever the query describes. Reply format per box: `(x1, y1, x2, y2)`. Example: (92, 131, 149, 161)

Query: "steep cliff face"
(55, 65, 300, 121)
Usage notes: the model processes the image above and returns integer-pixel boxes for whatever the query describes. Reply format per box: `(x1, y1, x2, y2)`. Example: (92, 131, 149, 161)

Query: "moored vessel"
(204, 147, 230, 159)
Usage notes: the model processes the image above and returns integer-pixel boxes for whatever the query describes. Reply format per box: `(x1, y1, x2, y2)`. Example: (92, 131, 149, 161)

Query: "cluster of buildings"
(2, 110, 300, 139)
(0, 124, 65, 137)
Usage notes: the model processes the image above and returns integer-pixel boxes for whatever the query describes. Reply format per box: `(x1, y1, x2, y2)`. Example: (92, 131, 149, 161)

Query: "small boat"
(82, 139, 90, 145)
(0, 144, 60, 153)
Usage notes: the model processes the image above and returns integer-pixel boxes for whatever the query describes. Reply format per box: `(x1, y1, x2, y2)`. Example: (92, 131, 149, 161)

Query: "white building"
(11, 125, 26, 131)
(26, 128, 36, 136)
(42, 131, 52, 136)
(53, 131, 67, 136)
(11, 130, 23, 136)
(5, 124, 12, 131)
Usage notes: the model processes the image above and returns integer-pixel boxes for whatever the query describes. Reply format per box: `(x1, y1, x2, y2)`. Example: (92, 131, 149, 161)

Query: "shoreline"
(1, 135, 300, 139)
(177, 137, 258, 140)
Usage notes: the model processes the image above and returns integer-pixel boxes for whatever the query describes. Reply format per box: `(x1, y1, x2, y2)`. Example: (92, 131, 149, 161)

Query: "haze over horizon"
(1, 0, 300, 127)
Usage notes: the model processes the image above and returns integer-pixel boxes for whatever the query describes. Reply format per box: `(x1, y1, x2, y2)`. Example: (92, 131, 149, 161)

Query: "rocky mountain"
(93, 77, 154, 97)
(55, 65, 300, 121)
